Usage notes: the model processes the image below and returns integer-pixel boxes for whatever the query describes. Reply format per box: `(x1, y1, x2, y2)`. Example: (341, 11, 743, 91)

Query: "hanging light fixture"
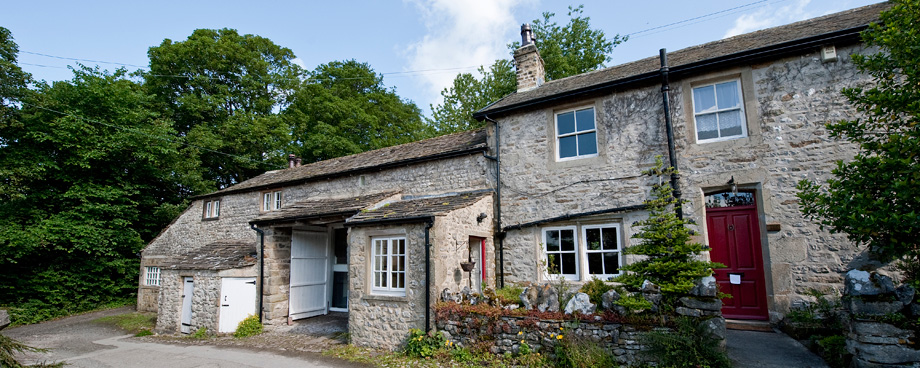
(728, 176, 738, 195)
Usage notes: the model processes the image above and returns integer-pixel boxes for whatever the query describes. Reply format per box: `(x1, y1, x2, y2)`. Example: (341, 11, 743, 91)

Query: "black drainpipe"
(250, 224, 265, 322)
(482, 115, 504, 289)
(659, 48, 683, 219)
(424, 218, 434, 332)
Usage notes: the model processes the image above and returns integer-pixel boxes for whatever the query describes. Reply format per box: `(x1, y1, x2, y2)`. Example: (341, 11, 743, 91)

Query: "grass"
(324, 344, 552, 368)
(94, 311, 156, 336)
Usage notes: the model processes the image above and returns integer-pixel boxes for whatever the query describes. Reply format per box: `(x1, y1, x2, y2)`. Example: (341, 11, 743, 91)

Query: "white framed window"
(541, 223, 623, 281)
(371, 236, 406, 296)
(144, 266, 161, 286)
(555, 107, 598, 161)
(262, 190, 282, 211)
(542, 226, 579, 280)
(692, 79, 747, 143)
(203, 199, 220, 219)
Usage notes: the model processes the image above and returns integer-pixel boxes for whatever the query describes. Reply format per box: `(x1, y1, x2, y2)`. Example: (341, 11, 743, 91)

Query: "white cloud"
(404, 0, 533, 108)
(723, 0, 813, 39)
(291, 57, 307, 70)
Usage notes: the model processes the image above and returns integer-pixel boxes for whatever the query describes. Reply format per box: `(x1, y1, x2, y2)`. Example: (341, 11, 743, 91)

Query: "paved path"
(3, 307, 362, 368)
(726, 329, 829, 368)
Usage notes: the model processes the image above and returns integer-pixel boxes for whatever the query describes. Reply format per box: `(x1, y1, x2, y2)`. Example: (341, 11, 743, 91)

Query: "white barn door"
(290, 231, 329, 320)
(180, 277, 194, 334)
(218, 277, 257, 333)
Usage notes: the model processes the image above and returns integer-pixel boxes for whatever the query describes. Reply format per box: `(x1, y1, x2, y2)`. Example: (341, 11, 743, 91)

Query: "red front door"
(706, 196, 769, 320)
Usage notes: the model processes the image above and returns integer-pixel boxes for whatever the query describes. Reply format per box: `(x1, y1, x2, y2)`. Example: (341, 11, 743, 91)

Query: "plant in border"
(641, 317, 731, 368)
(404, 328, 446, 358)
(233, 314, 262, 338)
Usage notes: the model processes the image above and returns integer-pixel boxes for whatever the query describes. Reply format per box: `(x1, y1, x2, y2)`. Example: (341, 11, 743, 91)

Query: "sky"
(2, 0, 881, 117)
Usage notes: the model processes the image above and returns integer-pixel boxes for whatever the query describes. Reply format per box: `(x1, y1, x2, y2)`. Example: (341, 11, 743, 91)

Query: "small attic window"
(203, 199, 220, 219)
(262, 190, 282, 212)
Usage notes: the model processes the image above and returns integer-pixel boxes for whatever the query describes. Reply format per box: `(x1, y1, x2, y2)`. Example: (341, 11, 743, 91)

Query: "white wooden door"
(180, 277, 194, 334)
(218, 277, 257, 333)
(290, 231, 329, 320)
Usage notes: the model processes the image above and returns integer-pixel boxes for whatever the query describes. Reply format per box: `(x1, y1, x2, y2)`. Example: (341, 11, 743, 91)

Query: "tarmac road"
(3, 307, 366, 368)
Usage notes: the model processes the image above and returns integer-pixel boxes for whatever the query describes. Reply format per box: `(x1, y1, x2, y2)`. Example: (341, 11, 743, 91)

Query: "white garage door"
(218, 277, 257, 333)
(290, 231, 329, 320)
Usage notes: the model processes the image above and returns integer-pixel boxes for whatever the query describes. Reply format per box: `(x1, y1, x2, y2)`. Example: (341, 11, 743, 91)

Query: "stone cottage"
(473, 2, 889, 322)
(138, 1, 889, 349)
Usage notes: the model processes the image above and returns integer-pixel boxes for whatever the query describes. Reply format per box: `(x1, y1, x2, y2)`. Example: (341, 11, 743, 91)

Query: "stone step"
(725, 319, 774, 332)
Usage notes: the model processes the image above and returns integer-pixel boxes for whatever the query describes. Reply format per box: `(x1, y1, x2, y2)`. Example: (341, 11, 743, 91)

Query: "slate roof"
(167, 240, 257, 271)
(347, 191, 492, 225)
(202, 128, 489, 198)
(475, 2, 889, 117)
(251, 191, 400, 225)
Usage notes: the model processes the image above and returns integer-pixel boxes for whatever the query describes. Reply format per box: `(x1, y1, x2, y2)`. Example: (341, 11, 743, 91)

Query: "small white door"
(180, 277, 194, 334)
(218, 277, 257, 333)
(290, 231, 329, 320)
(469, 237, 484, 292)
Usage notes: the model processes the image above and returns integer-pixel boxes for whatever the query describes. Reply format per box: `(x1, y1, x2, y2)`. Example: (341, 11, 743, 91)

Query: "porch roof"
(250, 191, 400, 226)
(346, 191, 491, 226)
(166, 240, 257, 271)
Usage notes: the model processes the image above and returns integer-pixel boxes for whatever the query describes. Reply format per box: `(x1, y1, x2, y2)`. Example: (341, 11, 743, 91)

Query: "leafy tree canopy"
(797, 0, 920, 279)
(284, 60, 431, 162)
(0, 27, 32, 126)
(430, 4, 624, 134)
(145, 28, 302, 190)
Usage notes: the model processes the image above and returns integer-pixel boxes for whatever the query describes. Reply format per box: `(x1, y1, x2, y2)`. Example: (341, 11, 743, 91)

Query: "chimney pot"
(514, 24, 545, 93)
(520, 24, 535, 46)
(288, 154, 296, 169)
(294, 157, 302, 167)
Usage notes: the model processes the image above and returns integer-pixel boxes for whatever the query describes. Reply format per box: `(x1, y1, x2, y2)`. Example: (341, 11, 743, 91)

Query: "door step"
(725, 319, 774, 332)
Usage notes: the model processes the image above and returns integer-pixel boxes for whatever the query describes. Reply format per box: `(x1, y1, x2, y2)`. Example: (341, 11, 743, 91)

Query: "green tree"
(0, 27, 32, 126)
(0, 66, 204, 324)
(615, 158, 724, 294)
(145, 28, 302, 190)
(284, 60, 430, 162)
(797, 0, 920, 285)
(430, 5, 624, 134)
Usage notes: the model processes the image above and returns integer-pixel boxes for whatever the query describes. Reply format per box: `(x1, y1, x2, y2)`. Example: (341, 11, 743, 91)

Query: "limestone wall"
(432, 195, 496, 293)
(154, 267, 256, 334)
(495, 43, 875, 318)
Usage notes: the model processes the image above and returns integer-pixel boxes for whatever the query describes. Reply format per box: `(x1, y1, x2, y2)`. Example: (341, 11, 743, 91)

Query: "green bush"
(404, 328, 445, 358)
(816, 335, 849, 368)
(579, 277, 615, 307)
(641, 317, 731, 368)
(614, 292, 653, 312)
(494, 285, 524, 305)
(191, 327, 209, 339)
(554, 331, 616, 368)
(233, 315, 263, 338)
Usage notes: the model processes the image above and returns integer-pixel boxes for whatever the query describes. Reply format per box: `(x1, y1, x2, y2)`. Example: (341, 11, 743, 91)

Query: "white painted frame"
(371, 236, 407, 296)
(554, 106, 598, 161)
(691, 78, 748, 144)
(542, 226, 580, 281)
(581, 223, 623, 280)
(144, 266, 160, 286)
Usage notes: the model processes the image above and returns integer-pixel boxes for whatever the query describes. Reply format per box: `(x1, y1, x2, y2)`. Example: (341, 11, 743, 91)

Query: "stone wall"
(432, 195, 495, 293)
(494, 43, 876, 319)
(843, 270, 920, 367)
(154, 266, 256, 334)
(261, 226, 292, 324)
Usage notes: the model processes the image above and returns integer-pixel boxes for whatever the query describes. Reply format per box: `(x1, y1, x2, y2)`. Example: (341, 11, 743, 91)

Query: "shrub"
(404, 328, 445, 358)
(554, 331, 616, 368)
(579, 277, 615, 307)
(816, 335, 849, 368)
(233, 315, 262, 338)
(191, 327, 209, 339)
(641, 317, 731, 368)
(494, 285, 524, 305)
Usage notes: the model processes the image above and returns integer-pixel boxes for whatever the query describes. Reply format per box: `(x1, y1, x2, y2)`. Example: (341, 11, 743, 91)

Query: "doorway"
(468, 237, 485, 292)
(330, 228, 348, 312)
(180, 277, 194, 333)
(705, 191, 769, 320)
(290, 230, 329, 320)
(218, 277, 257, 333)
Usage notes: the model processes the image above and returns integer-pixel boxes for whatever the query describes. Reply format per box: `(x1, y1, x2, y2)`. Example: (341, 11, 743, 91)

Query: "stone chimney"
(288, 154, 297, 169)
(514, 24, 545, 93)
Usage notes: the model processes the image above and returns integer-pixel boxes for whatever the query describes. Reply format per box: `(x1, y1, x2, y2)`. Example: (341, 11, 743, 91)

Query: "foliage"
(233, 314, 263, 338)
(94, 312, 157, 334)
(326, 343, 552, 368)
(0, 27, 32, 127)
(815, 335, 849, 368)
(785, 289, 842, 330)
(429, 60, 516, 134)
(614, 293, 654, 312)
(493, 284, 524, 306)
(0, 333, 55, 368)
(135, 329, 154, 337)
(0, 66, 202, 325)
(553, 329, 616, 368)
(896, 250, 920, 288)
(191, 327, 209, 339)
(796, 0, 920, 278)
(285, 60, 431, 162)
(579, 277, 615, 306)
(509, 5, 626, 81)
(404, 328, 446, 358)
(615, 157, 724, 294)
(641, 317, 731, 368)
(145, 28, 302, 190)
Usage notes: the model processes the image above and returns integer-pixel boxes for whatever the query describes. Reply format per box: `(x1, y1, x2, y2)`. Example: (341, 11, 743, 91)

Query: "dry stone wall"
(843, 270, 920, 367)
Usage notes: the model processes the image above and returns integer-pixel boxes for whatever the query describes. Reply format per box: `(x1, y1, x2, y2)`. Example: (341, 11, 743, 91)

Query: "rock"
(601, 289, 620, 310)
(535, 284, 560, 312)
(643, 292, 662, 313)
(851, 321, 914, 339)
(675, 307, 702, 317)
(0, 310, 8, 331)
(701, 317, 726, 340)
(895, 284, 915, 306)
(845, 270, 895, 297)
(441, 288, 460, 303)
(641, 280, 660, 293)
(912, 303, 920, 318)
(564, 293, 596, 315)
(679, 296, 722, 311)
(504, 303, 520, 310)
(691, 276, 718, 297)
(847, 298, 904, 315)
(520, 286, 539, 310)
(848, 339, 920, 364)
(461, 286, 472, 301)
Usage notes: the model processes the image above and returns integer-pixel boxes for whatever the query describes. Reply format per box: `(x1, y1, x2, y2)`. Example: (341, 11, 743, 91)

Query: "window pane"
(575, 108, 594, 131)
(559, 135, 577, 158)
(696, 113, 718, 140)
(397, 239, 405, 255)
(392, 273, 399, 289)
(397, 273, 404, 289)
(560, 230, 575, 251)
(557, 111, 575, 135)
(274, 191, 282, 209)
(693, 85, 715, 113)
(586, 228, 601, 251)
(205, 202, 211, 217)
(213, 201, 220, 216)
(587, 253, 603, 274)
(718, 110, 744, 137)
(263, 194, 270, 210)
(561, 254, 576, 275)
(602, 228, 617, 250)
(547, 254, 561, 274)
(604, 252, 620, 275)
(577, 132, 597, 156)
(716, 81, 740, 109)
(546, 230, 560, 252)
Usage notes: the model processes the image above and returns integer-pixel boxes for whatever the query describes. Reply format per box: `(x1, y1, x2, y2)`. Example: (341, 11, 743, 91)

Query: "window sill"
(201, 217, 220, 222)
(363, 294, 408, 303)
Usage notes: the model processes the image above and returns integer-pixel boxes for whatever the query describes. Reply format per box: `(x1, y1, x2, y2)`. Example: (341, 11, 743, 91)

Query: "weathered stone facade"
(155, 266, 256, 334)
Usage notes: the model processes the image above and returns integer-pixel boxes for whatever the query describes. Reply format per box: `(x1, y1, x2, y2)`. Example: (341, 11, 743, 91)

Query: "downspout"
(659, 48, 683, 219)
(424, 218, 434, 332)
(482, 115, 504, 289)
(250, 224, 265, 322)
